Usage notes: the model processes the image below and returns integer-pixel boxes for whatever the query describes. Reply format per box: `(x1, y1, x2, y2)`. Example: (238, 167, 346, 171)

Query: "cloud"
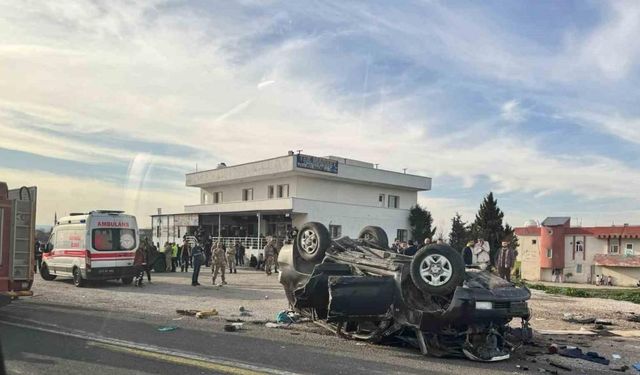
(0, 1, 639, 228)
(0, 166, 198, 225)
(500, 99, 526, 123)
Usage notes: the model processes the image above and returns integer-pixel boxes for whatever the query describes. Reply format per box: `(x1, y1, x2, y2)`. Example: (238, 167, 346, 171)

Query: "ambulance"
(42, 210, 139, 287)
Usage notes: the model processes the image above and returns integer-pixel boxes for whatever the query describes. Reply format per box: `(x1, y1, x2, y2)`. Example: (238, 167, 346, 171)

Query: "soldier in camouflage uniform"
(263, 239, 277, 276)
(226, 243, 237, 274)
(211, 242, 227, 285)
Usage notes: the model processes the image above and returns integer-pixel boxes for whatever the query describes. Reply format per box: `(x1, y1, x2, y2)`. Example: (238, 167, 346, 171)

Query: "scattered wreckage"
(278, 222, 532, 362)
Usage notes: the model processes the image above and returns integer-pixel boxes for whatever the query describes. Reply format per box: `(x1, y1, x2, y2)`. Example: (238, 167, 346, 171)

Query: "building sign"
(174, 214, 199, 226)
(296, 154, 338, 174)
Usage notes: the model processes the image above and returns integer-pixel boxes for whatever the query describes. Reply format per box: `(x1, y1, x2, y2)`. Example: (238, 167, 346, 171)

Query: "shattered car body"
(278, 222, 532, 362)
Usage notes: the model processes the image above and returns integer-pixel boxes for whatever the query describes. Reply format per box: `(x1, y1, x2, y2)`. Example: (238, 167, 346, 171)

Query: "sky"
(1, 0, 639, 233)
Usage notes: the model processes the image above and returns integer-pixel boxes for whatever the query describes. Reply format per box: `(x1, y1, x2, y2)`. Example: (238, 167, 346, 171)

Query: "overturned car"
(278, 222, 532, 362)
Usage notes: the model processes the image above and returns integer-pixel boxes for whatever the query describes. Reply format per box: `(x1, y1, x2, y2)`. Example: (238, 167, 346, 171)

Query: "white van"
(41, 210, 139, 287)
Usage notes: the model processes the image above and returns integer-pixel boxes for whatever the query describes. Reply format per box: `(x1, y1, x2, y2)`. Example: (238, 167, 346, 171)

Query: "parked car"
(278, 222, 532, 362)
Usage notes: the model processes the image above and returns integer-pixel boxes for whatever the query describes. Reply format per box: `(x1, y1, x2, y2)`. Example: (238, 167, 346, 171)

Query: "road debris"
(548, 361, 572, 371)
(594, 319, 613, 326)
(196, 309, 219, 319)
(176, 308, 218, 319)
(562, 313, 595, 324)
(157, 326, 179, 332)
(609, 365, 629, 372)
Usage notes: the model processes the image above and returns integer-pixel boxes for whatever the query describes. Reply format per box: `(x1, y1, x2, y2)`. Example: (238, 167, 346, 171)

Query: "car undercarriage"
(278, 222, 532, 362)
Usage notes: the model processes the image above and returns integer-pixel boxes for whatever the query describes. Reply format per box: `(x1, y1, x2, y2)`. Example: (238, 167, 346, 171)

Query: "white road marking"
(0, 319, 302, 375)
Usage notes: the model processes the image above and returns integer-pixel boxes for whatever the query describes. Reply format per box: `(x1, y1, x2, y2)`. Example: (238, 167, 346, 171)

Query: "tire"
(295, 222, 331, 262)
(410, 244, 465, 296)
(121, 277, 134, 285)
(40, 263, 57, 281)
(358, 226, 389, 249)
(72, 267, 85, 287)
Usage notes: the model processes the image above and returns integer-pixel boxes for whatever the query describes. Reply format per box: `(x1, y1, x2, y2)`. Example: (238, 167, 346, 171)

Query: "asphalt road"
(0, 302, 429, 375)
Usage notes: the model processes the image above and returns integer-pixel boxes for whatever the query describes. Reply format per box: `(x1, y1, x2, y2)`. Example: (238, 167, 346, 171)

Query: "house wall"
(594, 266, 640, 287)
(517, 235, 541, 281)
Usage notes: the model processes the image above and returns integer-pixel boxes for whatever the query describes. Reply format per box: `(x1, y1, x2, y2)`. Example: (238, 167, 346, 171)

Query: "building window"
(576, 264, 582, 274)
(277, 184, 289, 198)
(268, 185, 275, 199)
(156, 225, 160, 238)
(625, 243, 634, 255)
(576, 241, 583, 252)
(397, 229, 408, 242)
(388, 195, 399, 209)
(242, 188, 253, 201)
(546, 248, 552, 258)
(532, 239, 537, 245)
(329, 225, 342, 239)
(213, 192, 222, 204)
(378, 194, 385, 207)
(610, 244, 619, 254)
(203, 192, 210, 204)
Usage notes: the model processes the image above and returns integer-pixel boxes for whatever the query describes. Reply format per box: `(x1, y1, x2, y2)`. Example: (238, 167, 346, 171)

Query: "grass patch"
(526, 283, 640, 304)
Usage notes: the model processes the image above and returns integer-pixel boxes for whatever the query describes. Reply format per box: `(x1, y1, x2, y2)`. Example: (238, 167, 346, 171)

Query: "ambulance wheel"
(72, 267, 85, 287)
(40, 263, 57, 281)
(121, 277, 133, 285)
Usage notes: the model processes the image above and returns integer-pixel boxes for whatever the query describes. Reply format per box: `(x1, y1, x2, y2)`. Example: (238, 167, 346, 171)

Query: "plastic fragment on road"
(157, 326, 178, 332)
(276, 310, 299, 324)
(633, 362, 640, 372)
(265, 322, 283, 328)
(612, 354, 622, 360)
(196, 309, 218, 319)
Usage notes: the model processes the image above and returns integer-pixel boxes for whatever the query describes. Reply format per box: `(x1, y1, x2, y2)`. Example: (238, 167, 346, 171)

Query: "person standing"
(462, 241, 474, 266)
(142, 238, 154, 283)
(34, 240, 42, 273)
(191, 242, 205, 286)
(171, 242, 178, 272)
(211, 242, 227, 285)
(163, 242, 172, 272)
(133, 243, 146, 286)
(181, 242, 191, 272)
(263, 239, 277, 275)
(234, 242, 242, 267)
(403, 240, 418, 256)
(239, 242, 246, 266)
(495, 240, 516, 282)
(473, 238, 491, 270)
(256, 253, 264, 270)
(227, 243, 237, 274)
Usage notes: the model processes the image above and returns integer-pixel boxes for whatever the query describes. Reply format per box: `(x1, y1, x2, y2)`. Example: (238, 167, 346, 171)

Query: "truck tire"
(121, 277, 134, 285)
(358, 226, 389, 249)
(410, 244, 464, 296)
(40, 263, 57, 281)
(72, 267, 85, 287)
(296, 222, 331, 262)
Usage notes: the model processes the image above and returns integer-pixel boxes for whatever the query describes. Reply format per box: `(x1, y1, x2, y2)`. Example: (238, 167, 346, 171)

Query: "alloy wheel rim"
(419, 254, 453, 286)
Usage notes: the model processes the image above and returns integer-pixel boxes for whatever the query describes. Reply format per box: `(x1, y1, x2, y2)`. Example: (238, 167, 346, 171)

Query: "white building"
(151, 153, 431, 250)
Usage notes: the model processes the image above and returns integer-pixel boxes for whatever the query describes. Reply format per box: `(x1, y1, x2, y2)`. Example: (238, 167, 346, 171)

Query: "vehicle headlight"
(476, 301, 493, 310)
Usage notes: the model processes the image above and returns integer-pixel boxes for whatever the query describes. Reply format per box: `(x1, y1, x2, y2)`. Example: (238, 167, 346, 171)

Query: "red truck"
(0, 182, 37, 307)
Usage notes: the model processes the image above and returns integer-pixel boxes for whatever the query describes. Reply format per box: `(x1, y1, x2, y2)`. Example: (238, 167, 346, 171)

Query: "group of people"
(595, 274, 613, 286)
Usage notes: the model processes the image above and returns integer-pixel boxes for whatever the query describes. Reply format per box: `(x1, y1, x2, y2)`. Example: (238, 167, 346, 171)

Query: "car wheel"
(72, 267, 85, 287)
(121, 277, 134, 285)
(295, 222, 331, 262)
(40, 263, 57, 281)
(358, 226, 389, 249)
(410, 244, 464, 296)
